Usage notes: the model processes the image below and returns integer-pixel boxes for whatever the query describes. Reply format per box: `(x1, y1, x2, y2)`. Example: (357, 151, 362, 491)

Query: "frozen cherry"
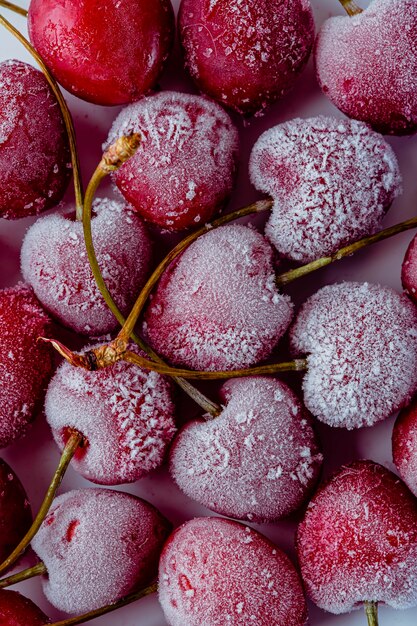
(45, 344, 176, 485)
(297, 460, 417, 614)
(0, 60, 70, 219)
(0, 284, 53, 448)
(0, 590, 50, 625)
(28, 0, 175, 106)
(159, 516, 307, 626)
(393, 399, 417, 498)
(315, 0, 417, 135)
(106, 91, 239, 230)
(178, 0, 315, 115)
(0, 459, 32, 568)
(21, 198, 152, 336)
(250, 116, 401, 263)
(170, 377, 322, 522)
(143, 224, 293, 371)
(290, 281, 417, 429)
(32, 488, 171, 614)
(401, 233, 417, 306)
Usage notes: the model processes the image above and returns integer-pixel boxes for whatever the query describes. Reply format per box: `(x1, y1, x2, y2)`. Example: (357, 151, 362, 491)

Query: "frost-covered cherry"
(0, 590, 50, 625)
(401, 233, 417, 306)
(28, 0, 174, 106)
(297, 460, 417, 614)
(45, 344, 176, 485)
(143, 224, 294, 371)
(393, 399, 417, 497)
(290, 282, 417, 429)
(106, 92, 239, 230)
(315, 0, 417, 135)
(32, 488, 171, 614)
(159, 517, 307, 626)
(0, 460, 32, 567)
(250, 116, 401, 263)
(0, 284, 53, 448)
(0, 60, 70, 219)
(21, 198, 152, 336)
(170, 377, 322, 522)
(178, 0, 315, 116)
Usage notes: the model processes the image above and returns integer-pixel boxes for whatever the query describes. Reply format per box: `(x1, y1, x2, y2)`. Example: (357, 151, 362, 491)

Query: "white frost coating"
(250, 116, 402, 263)
(143, 224, 294, 371)
(290, 282, 417, 429)
(170, 377, 322, 522)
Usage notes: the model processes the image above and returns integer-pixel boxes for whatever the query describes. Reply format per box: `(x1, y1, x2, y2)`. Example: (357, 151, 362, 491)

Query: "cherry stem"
(0, 561, 47, 589)
(364, 601, 379, 626)
(0, 0, 27, 16)
(277, 215, 417, 286)
(46, 581, 158, 626)
(0, 13, 83, 218)
(0, 430, 84, 576)
(339, 0, 363, 16)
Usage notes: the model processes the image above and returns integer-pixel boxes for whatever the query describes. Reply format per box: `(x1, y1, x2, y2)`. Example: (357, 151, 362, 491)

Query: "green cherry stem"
(47, 581, 158, 626)
(364, 601, 379, 626)
(0, 0, 27, 16)
(339, 0, 363, 16)
(0, 562, 47, 589)
(0, 431, 85, 577)
(0, 13, 83, 218)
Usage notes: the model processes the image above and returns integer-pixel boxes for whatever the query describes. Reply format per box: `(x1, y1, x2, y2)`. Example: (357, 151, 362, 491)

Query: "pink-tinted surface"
(28, 0, 175, 106)
(107, 91, 239, 230)
(393, 400, 417, 498)
(179, 0, 315, 115)
(0, 459, 32, 568)
(159, 517, 307, 626)
(0, 590, 50, 626)
(250, 116, 401, 262)
(297, 461, 417, 613)
(315, 0, 417, 135)
(45, 344, 176, 485)
(21, 198, 152, 335)
(143, 224, 293, 370)
(0, 60, 69, 219)
(32, 489, 171, 614)
(170, 377, 322, 522)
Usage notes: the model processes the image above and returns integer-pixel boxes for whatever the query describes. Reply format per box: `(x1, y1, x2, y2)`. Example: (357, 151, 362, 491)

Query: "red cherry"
(297, 460, 417, 613)
(0, 60, 70, 219)
(401, 233, 417, 305)
(21, 198, 152, 336)
(107, 91, 239, 231)
(170, 377, 322, 522)
(159, 516, 307, 626)
(0, 284, 53, 448)
(142, 224, 294, 371)
(315, 0, 417, 135)
(27, 0, 175, 106)
(290, 281, 417, 429)
(178, 0, 315, 115)
(393, 399, 417, 498)
(250, 116, 402, 263)
(44, 344, 176, 485)
(0, 590, 50, 625)
(0, 460, 32, 569)
(32, 488, 171, 614)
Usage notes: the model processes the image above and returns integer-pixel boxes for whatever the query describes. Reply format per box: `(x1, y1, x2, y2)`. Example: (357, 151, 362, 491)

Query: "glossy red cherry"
(0, 590, 50, 625)
(0, 459, 32, 569)
(28, 0, 175, 106)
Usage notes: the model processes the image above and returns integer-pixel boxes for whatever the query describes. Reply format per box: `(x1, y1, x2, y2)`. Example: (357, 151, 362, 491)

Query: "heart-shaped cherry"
(27, 0, 175, 106)
(0, 59, 70, 219)
(0, 590, 50, 625)
(159, 516, 307, 626)
(250, 116, 401, 262)
(0, 459, 32, 569)
(315, 0, 417, 135)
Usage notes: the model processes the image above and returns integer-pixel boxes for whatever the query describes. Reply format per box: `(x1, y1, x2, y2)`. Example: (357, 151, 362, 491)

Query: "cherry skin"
(159, 517, 307, 626)
(315, 0, 417, 135)
(0, 60, 70, 219)
(0, 459, 32, 569)
(401, 232, 417, 306)
(28, 0, 175, 106)
(393, 398, 417, 498)
(0, 590, 50, 625)
(178, 0, 315, 115)
(297, 460, 417, 613)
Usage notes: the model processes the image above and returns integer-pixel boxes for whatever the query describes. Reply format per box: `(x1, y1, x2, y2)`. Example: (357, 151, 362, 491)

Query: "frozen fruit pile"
(0, 0, 417, 625)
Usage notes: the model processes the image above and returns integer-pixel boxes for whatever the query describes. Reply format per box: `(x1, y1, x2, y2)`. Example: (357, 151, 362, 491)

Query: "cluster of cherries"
(1, 0, 417, 625)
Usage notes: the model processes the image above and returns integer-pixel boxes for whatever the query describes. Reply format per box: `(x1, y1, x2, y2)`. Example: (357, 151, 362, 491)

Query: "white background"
(1, 0, 417, 624)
